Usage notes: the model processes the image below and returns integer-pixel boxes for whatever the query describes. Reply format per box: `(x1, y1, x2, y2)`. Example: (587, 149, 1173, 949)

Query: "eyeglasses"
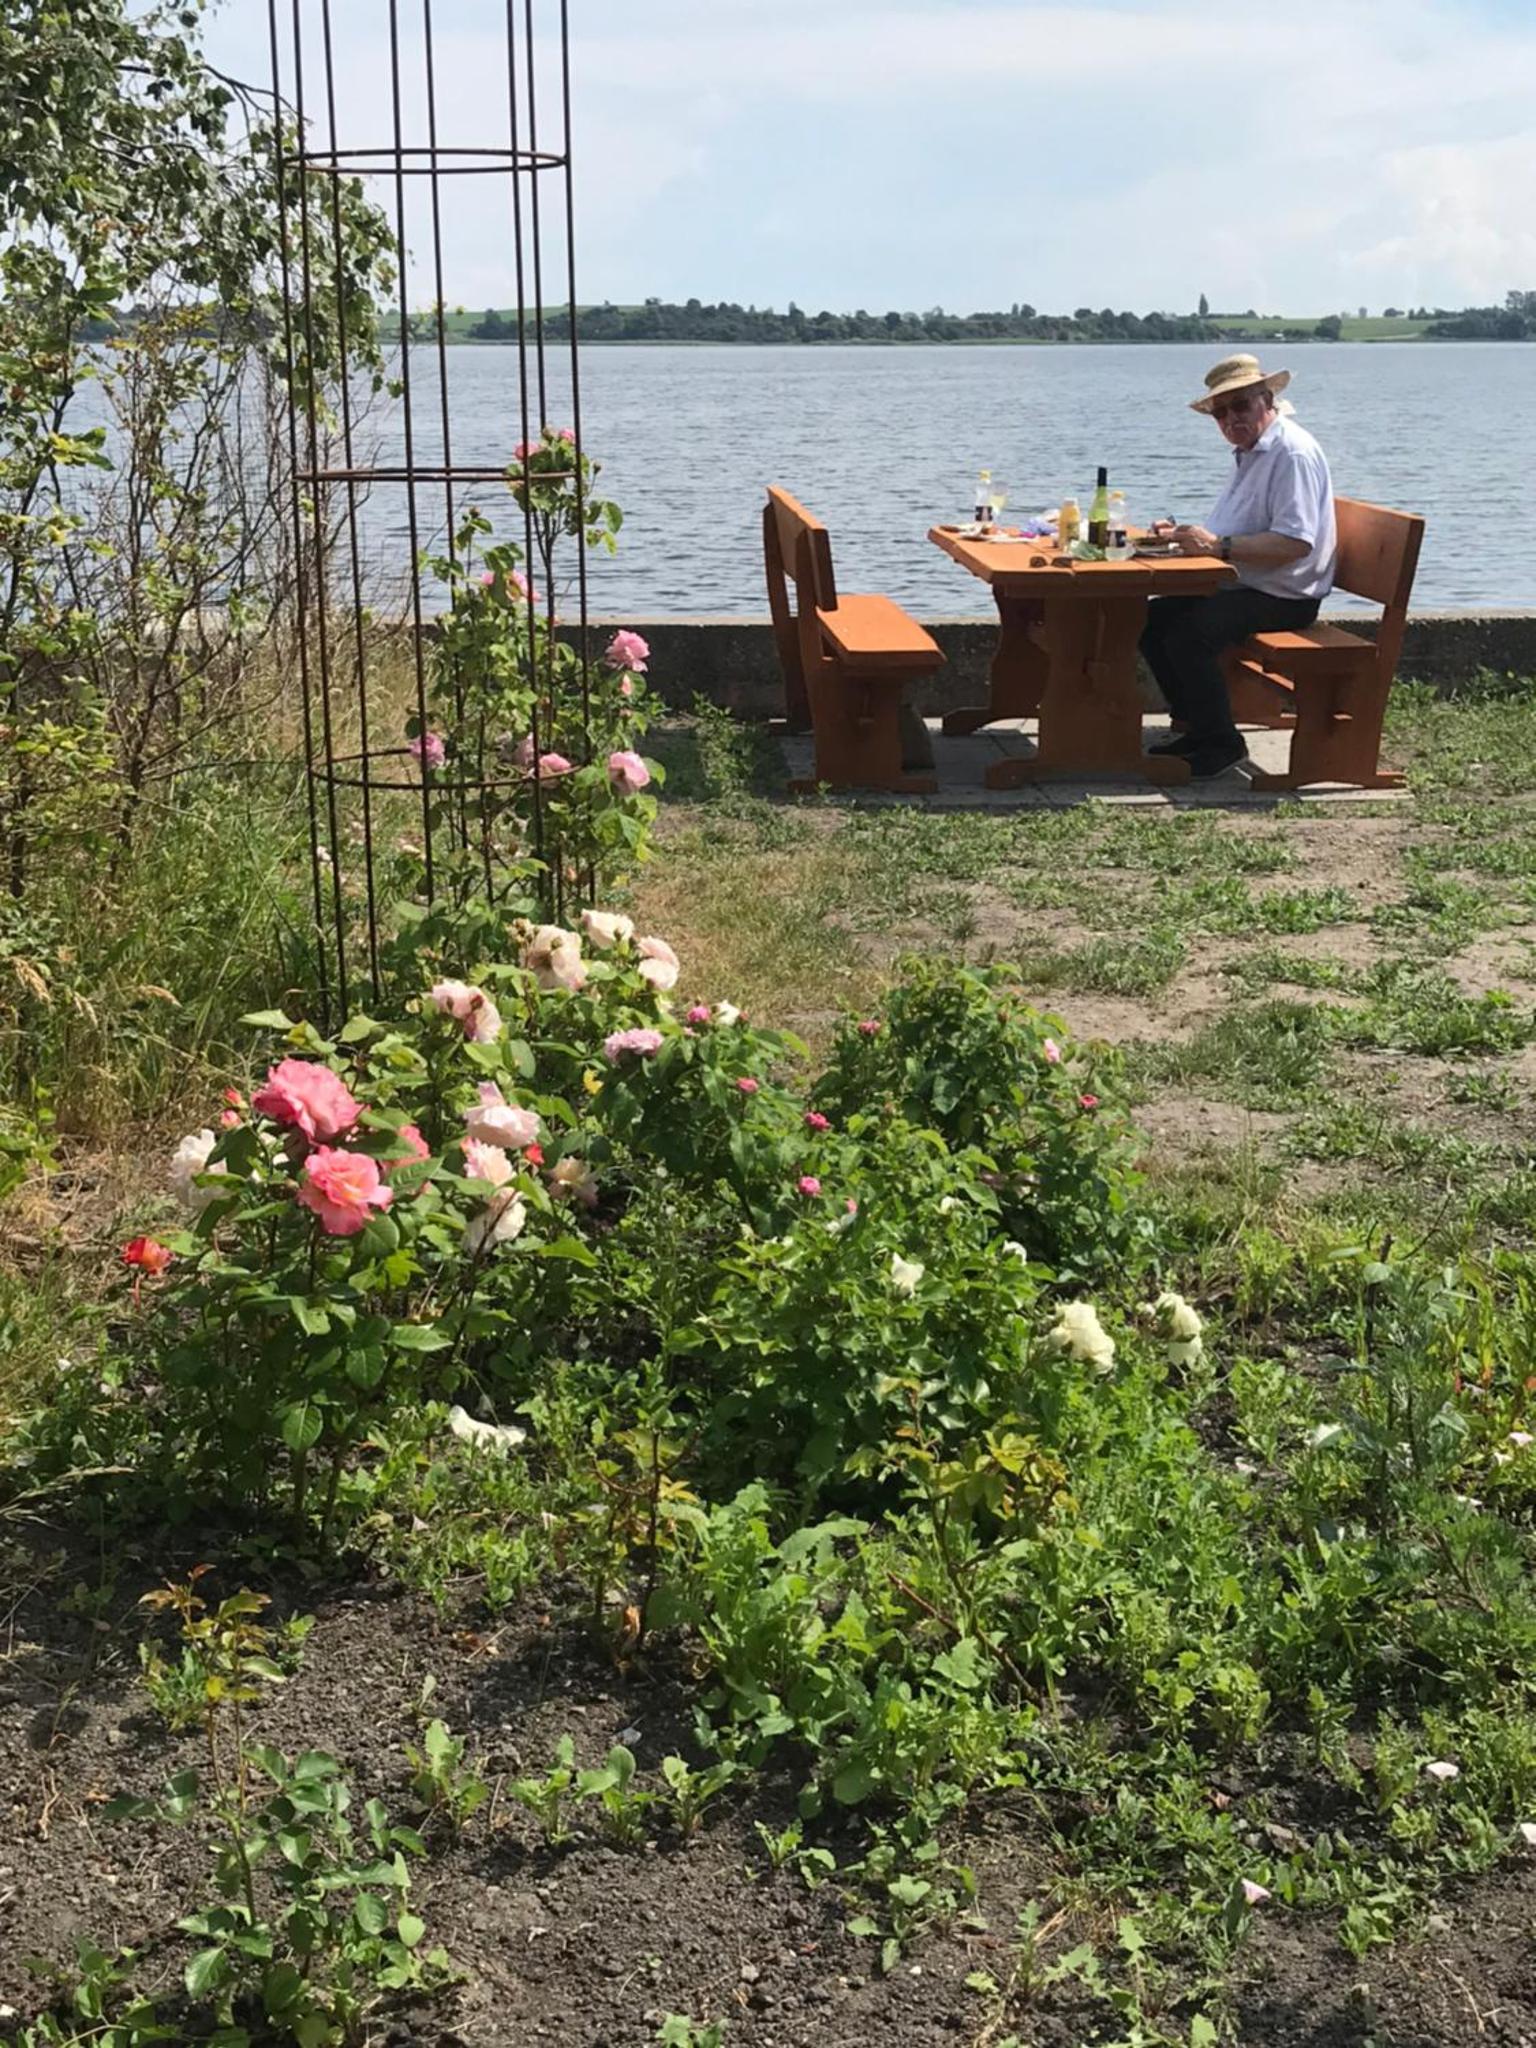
(1211, 391, 1263, 422)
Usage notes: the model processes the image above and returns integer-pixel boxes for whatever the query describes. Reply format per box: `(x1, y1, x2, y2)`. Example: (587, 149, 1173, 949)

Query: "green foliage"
(90, 1574, 448, 2045)
(409, 463, 654, 949)
(0, 0, 394, 883)
(656, 2017, 728, 2048)
(813, 955, 1151, 1279)
(402, 1718, 491, 1835)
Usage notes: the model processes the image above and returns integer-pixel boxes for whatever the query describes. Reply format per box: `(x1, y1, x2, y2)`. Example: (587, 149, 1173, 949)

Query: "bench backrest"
(764, 485, 839, 723)
(1333, 496, 1425, 684)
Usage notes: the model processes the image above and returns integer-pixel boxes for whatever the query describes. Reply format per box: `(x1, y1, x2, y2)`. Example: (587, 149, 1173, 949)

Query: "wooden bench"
(764, 485, 944, 794)
(1221, 495, 1425, 791)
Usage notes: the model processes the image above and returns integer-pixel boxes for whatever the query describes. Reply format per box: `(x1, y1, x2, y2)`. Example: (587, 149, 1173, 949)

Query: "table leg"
(941, 596, 1047, 735)
(984, 595, 1190, 788)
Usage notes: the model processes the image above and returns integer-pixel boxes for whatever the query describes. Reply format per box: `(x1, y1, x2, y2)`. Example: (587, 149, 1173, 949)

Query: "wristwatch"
(1217, 535, 1233, 561)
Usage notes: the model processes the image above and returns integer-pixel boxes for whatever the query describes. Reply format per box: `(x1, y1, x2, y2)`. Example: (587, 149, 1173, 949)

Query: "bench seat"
(765, 484, 946, 793)
(1220, 498, 1423, 791)
(815, 595, 942, 670)
(1244, 623, 1374, 666)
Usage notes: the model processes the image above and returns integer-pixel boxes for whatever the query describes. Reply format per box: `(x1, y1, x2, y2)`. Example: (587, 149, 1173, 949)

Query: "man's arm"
(1170, 526, 1309, 565)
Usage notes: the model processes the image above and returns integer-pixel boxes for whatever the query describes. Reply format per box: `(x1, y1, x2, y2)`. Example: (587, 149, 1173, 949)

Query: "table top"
(928, 526, 1239, 597)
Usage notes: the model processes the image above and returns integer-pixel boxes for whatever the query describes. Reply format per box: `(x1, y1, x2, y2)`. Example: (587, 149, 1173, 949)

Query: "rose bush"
(394, 435, 658, 986)
(33, 946, 1149, 1544)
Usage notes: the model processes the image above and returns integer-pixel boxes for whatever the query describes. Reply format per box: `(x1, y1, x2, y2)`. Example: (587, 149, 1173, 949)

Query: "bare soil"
(5, 1535, 1536, 2047)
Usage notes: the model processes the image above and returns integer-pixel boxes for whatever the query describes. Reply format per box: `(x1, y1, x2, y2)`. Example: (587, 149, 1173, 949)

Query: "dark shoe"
(1148, 731, 1195, 757)
(1185, 738, 1248, 781)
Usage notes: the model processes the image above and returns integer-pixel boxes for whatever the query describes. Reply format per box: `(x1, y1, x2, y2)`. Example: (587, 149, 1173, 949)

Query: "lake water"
(73, 340, 1534, 619)
(347, 341, 1531, 619)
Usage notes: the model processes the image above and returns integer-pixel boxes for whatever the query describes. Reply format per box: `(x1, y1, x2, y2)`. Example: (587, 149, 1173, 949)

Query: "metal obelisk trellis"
(266, 0, 590, 1023)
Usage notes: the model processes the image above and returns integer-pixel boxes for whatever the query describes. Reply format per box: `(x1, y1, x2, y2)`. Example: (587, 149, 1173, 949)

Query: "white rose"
(447, 1404, 528, 1453)
(169, 1129, 226, 1212)
(464, 1191, 528, 1256)
(889, 1254, 925, 1298)
(1048, 1301, 1115, 1373)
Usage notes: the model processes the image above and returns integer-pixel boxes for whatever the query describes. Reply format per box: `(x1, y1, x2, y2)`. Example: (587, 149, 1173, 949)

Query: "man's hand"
(1172, 524, 1219, 555)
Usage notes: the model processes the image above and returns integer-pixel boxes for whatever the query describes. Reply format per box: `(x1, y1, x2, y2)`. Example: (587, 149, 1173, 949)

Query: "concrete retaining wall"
(579, 611, 1536, 721)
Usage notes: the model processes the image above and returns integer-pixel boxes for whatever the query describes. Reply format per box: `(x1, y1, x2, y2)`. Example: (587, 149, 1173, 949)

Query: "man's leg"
(1140, 596, 1205, 725)
(1146, 589, 1321, 771)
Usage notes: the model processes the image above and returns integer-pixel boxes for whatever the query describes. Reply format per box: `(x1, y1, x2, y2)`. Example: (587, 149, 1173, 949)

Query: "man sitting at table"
(1140, 353, 1336, 780)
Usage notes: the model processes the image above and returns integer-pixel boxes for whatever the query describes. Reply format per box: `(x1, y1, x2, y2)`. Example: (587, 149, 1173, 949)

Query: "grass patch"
(1017, 927, 1187, 998)
(1387, 673, 1536, 794)
(1132, 999, 1339, 1109)
(1222, 945, 1364, 994)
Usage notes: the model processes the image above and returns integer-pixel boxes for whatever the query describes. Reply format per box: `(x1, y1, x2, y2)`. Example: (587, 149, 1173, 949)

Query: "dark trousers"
(1141, 587, 1321, 746)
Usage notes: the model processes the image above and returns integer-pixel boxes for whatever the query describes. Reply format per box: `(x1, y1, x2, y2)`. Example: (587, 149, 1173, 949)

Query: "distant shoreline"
(385, 332, 1522, 348)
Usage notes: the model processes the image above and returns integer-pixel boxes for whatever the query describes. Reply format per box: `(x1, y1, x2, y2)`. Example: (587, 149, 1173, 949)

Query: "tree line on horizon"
(464, 291, 1536, 346)
(67, 288, 1536, 348)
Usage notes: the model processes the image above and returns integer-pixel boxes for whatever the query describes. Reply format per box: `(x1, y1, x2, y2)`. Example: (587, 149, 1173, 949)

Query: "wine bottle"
(973, 469, 993, 526)
(1087, 466, 1110, 548)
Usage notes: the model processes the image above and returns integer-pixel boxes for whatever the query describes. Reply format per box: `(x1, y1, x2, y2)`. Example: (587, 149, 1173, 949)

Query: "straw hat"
(1190, 352, 1292, 414)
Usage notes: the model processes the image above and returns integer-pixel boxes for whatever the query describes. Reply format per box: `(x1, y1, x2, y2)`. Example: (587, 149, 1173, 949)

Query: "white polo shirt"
(1206, 414, 1337, 601)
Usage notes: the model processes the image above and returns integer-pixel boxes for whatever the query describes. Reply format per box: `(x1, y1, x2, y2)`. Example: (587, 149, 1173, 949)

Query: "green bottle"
(1087, 466, 1110, 548)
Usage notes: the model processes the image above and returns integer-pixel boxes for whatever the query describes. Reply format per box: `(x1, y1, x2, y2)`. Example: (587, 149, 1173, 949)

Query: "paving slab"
(778, 719, 1410, 810)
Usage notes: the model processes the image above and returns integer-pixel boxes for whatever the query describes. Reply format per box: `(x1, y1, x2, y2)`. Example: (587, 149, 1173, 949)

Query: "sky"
(205, 0, 1536, 317)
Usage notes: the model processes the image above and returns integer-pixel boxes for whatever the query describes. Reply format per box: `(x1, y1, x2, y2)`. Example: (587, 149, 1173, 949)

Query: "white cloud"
(1354, 135, 1536, 299)
(202, 0, 1536, 311)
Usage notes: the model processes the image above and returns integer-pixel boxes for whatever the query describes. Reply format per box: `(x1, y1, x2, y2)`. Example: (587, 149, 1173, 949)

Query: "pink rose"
(387, 1123, 431, 1169)
(804, 1111, 830, 1132)
(464, 1082, 541, 1151)
(736, 1076, 759, 1095)
(618, 677, 634, 698)
(252, 1059, 362, 1143)
(604, 630, 650, 674)
(604, 1026, 664, 1062)
(557, 426, 575, 444)
(607, 749, 651, 796)
(797, 1176, 822, 1198)
(1042, 1038, 1062, 1065)
(538, 752, 572, 778)
(429, 979, 502, 1044)
(297, 1147, 393, 1237)
(581, 908, 634, 949)
(461, 1137, 513, 1187)
(1079, 1093, 1099, 1110)
(523, 924, 587, 993)
(687, 1004, 712, 1025)
(635, 935, 679, 991)
(408, 731, 447, 769)
(857, 1018, 880, 1038)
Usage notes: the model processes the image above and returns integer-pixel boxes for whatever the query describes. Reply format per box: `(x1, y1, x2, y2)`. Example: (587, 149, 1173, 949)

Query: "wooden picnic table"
(927, 528, 1239, 788)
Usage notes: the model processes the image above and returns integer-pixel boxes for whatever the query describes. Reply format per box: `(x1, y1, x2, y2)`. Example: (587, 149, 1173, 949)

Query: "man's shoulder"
(1273, 416, 1328, 465)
